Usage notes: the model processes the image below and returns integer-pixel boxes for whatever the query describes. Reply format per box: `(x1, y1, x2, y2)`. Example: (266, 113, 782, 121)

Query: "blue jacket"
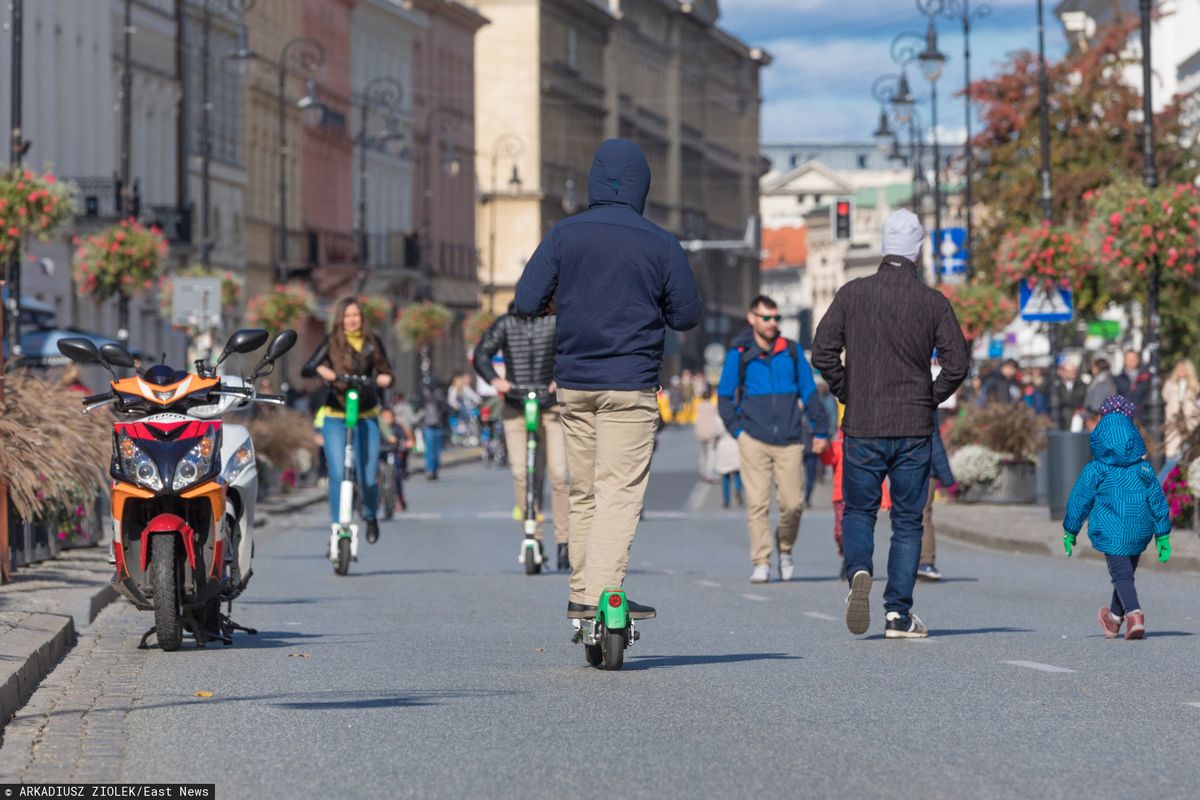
(1063, 413, 1171, 556)
(716, 329, 828, 447)
(931, 428, 954, 487)
(514, 139, 702, 390)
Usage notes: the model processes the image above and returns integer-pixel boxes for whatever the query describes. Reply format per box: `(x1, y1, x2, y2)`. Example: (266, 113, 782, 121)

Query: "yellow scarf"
(345, 329, 365, 352)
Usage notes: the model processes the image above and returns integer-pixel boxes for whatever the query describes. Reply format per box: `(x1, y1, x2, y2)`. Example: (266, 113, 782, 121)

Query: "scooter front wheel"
(600, 626, 625, 670)
(334, 537, 351, 576)
(151, 536, 184, 652)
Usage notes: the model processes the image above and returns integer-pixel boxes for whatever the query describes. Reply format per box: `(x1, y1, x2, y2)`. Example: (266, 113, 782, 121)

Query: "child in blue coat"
(1063, 395, 1171, 640)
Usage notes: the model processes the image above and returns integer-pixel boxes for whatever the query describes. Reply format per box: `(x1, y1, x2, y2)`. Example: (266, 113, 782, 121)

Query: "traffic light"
(833, 197, 853, 241)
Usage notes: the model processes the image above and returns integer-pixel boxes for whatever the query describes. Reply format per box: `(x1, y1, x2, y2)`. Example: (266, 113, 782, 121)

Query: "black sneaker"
(557, 543, 570, 571)
(884, 612, 929, 639)
(567, 601, 597, 619)
(366, 519, 380, 544)
(917, 563, 942, 581)
(627, 599, 656, 620)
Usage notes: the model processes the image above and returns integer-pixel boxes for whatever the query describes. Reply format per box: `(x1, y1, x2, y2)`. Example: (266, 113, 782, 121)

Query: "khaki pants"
(502, 405, 570, 544)
(920, 477, 937, 566)
(738, 434, 804, 566)
(559, 388, 659, 605)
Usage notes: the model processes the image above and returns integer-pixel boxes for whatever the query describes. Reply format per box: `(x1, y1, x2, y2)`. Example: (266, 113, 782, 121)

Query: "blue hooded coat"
(514, 139, 701, 390)
(1063, 413, 1171, 556)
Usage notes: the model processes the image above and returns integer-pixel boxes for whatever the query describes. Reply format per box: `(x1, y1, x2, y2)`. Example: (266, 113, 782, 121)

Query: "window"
(567, 28, 578, 70)
(789, 154, 798, 169)
(857, 154, 868, 168)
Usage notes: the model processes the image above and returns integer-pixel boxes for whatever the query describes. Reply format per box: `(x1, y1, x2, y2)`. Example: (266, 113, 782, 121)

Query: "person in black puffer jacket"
(472, 302, 570, 571)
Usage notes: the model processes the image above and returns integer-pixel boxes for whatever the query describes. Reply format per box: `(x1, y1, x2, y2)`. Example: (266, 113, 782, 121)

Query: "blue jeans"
(1105, 554, 1141, 616)
(323, 415, 381, 523)
(422, 426, 444, 476)
(721, 472, 744, 506)
(842, 436, 932, 618)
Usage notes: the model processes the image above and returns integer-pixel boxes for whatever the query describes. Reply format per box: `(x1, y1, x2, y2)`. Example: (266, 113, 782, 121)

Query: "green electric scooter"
(329, 376, 366, 576)
(571, 587, 639, 670)
(517, 388, 544, 575)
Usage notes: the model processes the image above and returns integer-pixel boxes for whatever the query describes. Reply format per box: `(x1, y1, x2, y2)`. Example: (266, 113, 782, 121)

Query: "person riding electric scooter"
(472, 301, 570, 572)
(301, 296, 394, 549)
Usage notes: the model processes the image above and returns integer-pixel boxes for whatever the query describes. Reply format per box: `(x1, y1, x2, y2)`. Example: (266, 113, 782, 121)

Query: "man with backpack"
(718, 295, 829, 583)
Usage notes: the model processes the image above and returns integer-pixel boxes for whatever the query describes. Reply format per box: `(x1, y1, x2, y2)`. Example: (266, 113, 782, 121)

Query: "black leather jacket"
(472, 312, 557, 408)
(300, 333, 392, 414)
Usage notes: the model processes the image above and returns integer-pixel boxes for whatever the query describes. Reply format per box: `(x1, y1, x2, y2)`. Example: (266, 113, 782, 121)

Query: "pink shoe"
(1124, 610, 1145, 640)
(1097, 607, 1122, 639)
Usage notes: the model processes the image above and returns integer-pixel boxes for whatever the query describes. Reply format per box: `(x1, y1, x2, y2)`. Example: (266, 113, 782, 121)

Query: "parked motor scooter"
(57, 329, 296, 651)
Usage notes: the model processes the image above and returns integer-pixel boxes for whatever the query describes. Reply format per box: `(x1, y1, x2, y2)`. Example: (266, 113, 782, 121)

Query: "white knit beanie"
(881, 209, 925, 263)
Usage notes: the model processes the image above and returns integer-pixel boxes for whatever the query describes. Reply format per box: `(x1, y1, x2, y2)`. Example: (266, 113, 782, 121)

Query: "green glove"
(1063, 531, 1077, 557)
(1156, 535, 1171, 563)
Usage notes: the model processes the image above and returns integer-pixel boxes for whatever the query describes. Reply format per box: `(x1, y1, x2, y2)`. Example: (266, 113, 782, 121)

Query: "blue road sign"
(933, 227, 968, 277)
(1019, 281, 1073, 323)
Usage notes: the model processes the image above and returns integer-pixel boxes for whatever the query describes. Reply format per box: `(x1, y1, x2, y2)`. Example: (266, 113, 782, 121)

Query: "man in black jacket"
(473, 303, 570, 571)
(812, 209, 969, 639)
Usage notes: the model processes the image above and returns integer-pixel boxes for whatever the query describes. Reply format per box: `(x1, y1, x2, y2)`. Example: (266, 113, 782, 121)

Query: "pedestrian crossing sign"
(1019, 281, 1073, 323)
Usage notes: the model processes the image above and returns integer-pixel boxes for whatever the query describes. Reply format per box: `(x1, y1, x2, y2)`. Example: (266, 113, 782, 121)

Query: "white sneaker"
(779, 553, 794, 581)
(845, 570, 871, 635)
(750, 564, 770, 584)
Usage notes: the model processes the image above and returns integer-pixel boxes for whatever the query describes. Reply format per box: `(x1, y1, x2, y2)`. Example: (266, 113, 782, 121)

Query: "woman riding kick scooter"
(301, 296, 394, 564)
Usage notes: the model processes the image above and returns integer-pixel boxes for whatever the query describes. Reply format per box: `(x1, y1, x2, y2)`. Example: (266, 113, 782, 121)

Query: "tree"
(968, 20, 1198, 283)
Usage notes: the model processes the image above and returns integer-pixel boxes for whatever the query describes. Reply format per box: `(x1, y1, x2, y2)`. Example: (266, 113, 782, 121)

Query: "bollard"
(1046, 430, 1091, 520)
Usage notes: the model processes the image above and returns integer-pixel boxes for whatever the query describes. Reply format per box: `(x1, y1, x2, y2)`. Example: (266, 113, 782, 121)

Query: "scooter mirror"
(252, 329, 297, 378)
(215, 328, 269, 366)
(99, 343, 137, 369)
(56, 337, 101, 364)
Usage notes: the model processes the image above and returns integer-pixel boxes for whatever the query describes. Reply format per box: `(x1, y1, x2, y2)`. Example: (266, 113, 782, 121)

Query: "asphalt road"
(14, 428, 1200, 798)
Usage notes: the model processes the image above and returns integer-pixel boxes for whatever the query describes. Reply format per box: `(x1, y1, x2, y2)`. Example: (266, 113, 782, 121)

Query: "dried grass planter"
(247, 406, 318, 492)
(0, 372, 112, 553)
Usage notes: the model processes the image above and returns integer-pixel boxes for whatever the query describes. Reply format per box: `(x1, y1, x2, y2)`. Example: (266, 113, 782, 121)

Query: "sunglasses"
(755, 313, 782, 322)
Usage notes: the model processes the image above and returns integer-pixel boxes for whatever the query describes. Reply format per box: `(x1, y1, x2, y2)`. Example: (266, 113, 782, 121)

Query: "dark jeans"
(842, 436, 932, 618)
(422, 426, 444, 476)
(804, 452, 821, 505)
(1105, 554, 1142, 616)
(721, 472, 744, 506)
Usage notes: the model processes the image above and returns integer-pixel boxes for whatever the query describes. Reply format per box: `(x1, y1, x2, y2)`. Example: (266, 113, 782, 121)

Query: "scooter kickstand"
(137, 626, 157, 650)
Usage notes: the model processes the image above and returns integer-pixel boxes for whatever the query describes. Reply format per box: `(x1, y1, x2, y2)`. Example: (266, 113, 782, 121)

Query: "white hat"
(881, 209, 925, 263)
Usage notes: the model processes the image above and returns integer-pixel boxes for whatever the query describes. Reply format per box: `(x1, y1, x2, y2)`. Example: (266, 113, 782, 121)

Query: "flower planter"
(988, 461, 1038, 505)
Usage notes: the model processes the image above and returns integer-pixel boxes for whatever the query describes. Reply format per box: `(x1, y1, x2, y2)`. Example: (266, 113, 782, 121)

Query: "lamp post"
(353, 77, 406, 294)
(1137, 0, 1164, 462)
(484, 133, 524, 313)
(5, 0, 24, 358)
(915, 3, 947, 283)
(1035, 0, 1062, 428)
(417, 105, 464, 390)
(198, 0, 256, 271)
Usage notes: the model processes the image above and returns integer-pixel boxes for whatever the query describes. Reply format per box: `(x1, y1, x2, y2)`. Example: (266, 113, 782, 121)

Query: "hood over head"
(588, 139, 651, 214)
(1089, 412, 1147, 467)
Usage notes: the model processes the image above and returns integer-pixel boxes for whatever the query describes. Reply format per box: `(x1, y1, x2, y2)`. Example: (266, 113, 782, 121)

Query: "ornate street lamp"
(915, 3, 947, 282)
(483, 133, 525, 313)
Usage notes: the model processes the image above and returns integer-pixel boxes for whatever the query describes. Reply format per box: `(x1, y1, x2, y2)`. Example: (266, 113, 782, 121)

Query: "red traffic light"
(836, 201, 850, 215)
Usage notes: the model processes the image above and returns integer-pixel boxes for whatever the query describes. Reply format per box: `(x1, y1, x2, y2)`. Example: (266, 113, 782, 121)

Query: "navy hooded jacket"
(716, 328, 828, 447)
(514, 139, 702, 390)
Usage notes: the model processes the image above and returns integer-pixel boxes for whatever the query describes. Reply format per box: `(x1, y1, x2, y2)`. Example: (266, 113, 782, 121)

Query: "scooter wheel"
(584, 643, 603, 666)
(334, 538, 351, 576)
(600, 627, 625, 671)
(523, 545, 541, 575)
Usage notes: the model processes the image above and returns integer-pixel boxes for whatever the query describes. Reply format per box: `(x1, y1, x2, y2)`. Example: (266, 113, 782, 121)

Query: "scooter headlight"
(223, 440, 255, 484)
(117, 432, 163, 492)
(172, 428, 219, 491)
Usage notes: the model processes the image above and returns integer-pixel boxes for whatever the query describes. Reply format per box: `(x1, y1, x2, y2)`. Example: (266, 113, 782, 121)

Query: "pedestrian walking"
(714, 422, 743, 508)
(821, 420, 892, 579)
(1054, 362, 1087, 430)
(812, 208, 969, 638)
(514, 138, 701, 622)
(1063, 395, 1171, 639)
(717, 294, 829, 584)
(419, 381, 450, 479)
(1085, 357, 1118, 429)
(694, 386, 723, 482)
(978, 358, 1022, 405)
(472, 301, 571, 570)
(918, 421, 956, 582)
(1163, 358, 1199, 459)
(1114, 350, 1152, 422)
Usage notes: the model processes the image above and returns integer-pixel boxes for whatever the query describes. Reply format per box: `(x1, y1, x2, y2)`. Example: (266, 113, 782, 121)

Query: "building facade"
(472, 0, 769, 372)
(410, 0, 489, 385)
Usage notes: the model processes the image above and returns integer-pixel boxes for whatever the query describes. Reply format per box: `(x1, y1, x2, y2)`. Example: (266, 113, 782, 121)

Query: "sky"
(719, 0, 1070, 144)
